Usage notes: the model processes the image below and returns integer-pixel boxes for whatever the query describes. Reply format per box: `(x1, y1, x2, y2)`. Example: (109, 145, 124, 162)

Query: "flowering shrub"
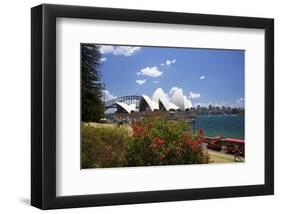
(82, 117, 208, 168)
(125, 116, 208, 166)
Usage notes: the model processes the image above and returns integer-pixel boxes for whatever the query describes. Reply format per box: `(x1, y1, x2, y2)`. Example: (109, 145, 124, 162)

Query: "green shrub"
(81, 125, 132, 168)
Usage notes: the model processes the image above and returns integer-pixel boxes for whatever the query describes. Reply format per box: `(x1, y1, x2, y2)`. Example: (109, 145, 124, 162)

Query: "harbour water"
(194, 115, 244, 139)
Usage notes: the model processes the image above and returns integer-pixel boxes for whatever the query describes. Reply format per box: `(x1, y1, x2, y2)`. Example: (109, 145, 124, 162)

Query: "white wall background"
(0, 0, 279, 213)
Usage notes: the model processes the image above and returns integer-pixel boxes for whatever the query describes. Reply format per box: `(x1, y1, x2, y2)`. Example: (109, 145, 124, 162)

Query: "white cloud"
(99, 45, 141, 56)
(137, 66, 163, 77)
(235, 97, 244, 106)
(100, 57, 107, 62)
(136, 79, 146, 85)
(235, 98, 245, 107)
(102, 90, 116, 101)
(166, 59, 176, 66)
(169, 87, 180, 95)
(200, 75, 205, 80)
(166, 61, 171, 66)
(153, 80, 159, 84)
(99, 46, 114, 54)
(161, 63, 165, 66)
(236, 97, 244, 103)
(188, 91, 201, 99)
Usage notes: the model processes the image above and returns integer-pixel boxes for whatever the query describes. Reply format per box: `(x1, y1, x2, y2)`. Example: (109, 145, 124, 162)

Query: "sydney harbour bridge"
(104, 95, 141, 110)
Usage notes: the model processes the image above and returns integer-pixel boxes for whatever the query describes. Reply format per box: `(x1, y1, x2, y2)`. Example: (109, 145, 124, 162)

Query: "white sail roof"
(116, 102, 136, 113)
(152, 88, 170, 111)
(140, 95, 159, 111)
(169, 102, 180, 110)
(170, 89, 192, 111)
(112, 87, 191, 113)
(152, 88, 180, 111)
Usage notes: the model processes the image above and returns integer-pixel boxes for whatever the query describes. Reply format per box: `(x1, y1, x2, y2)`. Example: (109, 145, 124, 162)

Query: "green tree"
(81, 44, 104, 122)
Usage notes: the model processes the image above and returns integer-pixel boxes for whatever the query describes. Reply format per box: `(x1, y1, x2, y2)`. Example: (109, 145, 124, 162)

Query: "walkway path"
(208, 149, 244, 163)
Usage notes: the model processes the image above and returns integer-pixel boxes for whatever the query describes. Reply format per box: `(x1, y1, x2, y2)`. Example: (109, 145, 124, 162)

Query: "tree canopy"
(81, 44, 104, 122)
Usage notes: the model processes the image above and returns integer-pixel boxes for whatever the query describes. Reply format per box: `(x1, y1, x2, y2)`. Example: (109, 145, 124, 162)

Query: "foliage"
(81, 124, 132, 168)
(125, 115, 208, 166)
(81, 44, 104, 122)
(81, 116, 208, 168)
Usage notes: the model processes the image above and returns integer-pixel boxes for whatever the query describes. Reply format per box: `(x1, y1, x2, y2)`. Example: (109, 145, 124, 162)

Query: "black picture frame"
(31, 4, 274, 210)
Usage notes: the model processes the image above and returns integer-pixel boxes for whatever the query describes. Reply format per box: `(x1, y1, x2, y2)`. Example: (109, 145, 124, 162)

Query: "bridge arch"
(104, 95, 141, 110)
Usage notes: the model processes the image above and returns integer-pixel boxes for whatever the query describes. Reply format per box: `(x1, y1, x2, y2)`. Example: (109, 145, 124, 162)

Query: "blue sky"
(98, 45, 244, 108)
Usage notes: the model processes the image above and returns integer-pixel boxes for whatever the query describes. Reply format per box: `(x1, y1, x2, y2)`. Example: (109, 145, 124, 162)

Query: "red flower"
(190, 138, 203, 151)
(182, 131, 203, 152)
(132, 123, 144, 137)
(154, 137, 165, 147)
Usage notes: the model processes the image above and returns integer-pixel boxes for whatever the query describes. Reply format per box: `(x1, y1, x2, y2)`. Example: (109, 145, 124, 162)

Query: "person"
(234, 145, 242, 161)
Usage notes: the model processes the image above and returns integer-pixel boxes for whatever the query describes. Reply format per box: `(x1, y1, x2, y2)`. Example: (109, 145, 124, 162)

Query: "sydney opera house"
(109, 88, 193, 114)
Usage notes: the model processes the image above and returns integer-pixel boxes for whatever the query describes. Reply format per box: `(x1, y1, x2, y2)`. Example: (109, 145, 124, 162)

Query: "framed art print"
(31, 4, 274, 209)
